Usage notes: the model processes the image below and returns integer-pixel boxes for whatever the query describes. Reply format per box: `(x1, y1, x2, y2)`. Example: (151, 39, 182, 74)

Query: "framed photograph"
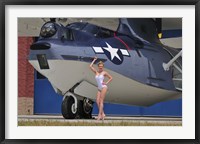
(1, 0, 199, 143)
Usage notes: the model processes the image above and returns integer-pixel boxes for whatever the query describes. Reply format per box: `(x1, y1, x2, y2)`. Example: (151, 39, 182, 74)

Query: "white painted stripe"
(93, 47, 104, 53)
(120, 49, 129, 56)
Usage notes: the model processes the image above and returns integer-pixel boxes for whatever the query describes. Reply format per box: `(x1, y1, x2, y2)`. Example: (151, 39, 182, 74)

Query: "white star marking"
(103, 42, 121, 61)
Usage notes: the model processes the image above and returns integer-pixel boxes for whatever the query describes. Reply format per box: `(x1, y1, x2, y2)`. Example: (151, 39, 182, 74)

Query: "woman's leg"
(99, 87, 107, 120)
(96, 91, 101, 108)
(96, 91, 101, 120)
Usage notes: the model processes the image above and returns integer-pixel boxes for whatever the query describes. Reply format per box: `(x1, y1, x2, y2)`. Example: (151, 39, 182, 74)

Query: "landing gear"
(61, 94, 93, 119)
(74, 98, 93, 119)
(82, 98, 93, 119)
(61, 96, 77, 119)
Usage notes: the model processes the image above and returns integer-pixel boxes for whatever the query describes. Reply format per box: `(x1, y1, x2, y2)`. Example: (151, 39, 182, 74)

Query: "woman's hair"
(98, 61, 104, 66)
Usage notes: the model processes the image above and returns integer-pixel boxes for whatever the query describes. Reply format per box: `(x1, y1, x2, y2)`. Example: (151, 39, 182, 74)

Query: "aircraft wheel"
(75, 100, 92, 119)
(75, 100, 84, 119)
(61, 96, 77, 119)
(82, 98, 93, 119)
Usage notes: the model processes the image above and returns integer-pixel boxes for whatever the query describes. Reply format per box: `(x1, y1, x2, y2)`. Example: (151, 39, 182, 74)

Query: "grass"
(18, 120, 182, 126)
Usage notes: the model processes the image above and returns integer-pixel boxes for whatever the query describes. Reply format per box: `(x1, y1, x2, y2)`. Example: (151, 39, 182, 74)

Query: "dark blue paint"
(93, 99, 182, 116)
(162, 29, 182, 39)
(34, 78, 63, 114)
(141, 99, 182, 116)
(92, 103, 141, 116)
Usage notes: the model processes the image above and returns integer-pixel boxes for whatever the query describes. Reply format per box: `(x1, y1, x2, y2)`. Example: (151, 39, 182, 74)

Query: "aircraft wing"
(74, 81, 97, 101)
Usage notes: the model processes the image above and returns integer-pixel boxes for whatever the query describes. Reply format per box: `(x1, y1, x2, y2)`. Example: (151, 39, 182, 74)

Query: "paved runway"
(18, 115, 182, 125)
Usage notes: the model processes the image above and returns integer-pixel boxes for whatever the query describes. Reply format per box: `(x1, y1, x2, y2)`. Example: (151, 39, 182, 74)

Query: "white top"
(95, 74, 107, 90)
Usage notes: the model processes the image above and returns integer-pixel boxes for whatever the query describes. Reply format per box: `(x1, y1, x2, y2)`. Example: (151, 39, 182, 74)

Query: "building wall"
(18, 37, 34, 115)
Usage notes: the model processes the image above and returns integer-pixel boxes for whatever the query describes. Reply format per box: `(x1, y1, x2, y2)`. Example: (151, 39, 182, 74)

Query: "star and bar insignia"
(92, 42, 130, 65)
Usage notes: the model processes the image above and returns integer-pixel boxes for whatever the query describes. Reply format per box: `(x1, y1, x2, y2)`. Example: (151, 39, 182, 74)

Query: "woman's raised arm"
(89, 57, 98, 74)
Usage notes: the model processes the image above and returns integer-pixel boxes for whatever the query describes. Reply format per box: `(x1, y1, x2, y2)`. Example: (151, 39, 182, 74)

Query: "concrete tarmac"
(18, 115, 182, 125)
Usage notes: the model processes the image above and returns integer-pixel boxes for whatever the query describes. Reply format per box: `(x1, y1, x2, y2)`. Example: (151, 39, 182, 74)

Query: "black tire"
(61, 96, 76, 119)
(82, 99, 93, 119)
(82, 109, 92, 119)
(75, 100, 84, 119)
(76, 100, 93, 119)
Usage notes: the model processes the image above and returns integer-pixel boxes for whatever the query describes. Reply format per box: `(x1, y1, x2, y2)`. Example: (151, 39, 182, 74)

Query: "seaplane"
(28, 18, 182, 119)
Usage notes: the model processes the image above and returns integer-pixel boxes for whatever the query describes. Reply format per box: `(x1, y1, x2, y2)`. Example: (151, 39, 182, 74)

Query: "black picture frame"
(0, 0, 199, 143)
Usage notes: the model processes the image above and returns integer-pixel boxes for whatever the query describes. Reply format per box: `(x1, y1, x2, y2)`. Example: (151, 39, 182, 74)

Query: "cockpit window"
(68, 22, 114, 38)
(82, 24, 114, 38)
(63, 29, 74, 41)
(97, 28, 114, 38)
(68, 22, 87, 30)
(82, 24, 99, 35)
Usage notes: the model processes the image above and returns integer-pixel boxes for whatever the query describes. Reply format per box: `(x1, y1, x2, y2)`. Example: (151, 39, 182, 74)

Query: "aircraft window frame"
(70, 22, 115, 38)
(37, 54, 50, 70)
(68, 22, 87, 30)
(96, 28, 114, 38)
(40, 22, 57, 38)
(63, 28, 74, 41)
(82, 24, 100, 36)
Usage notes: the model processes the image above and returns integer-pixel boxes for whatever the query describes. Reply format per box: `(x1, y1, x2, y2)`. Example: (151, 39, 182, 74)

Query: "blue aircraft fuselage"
(29, 20, 181, 91)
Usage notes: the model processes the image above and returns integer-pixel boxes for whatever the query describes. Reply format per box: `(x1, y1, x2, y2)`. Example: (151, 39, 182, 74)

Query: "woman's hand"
(89, 56, 98, 74)
(94, 56, 97, 61)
